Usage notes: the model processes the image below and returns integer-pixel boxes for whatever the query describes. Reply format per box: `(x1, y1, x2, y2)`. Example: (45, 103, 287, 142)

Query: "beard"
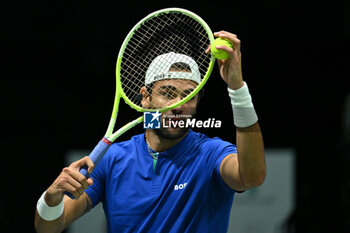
(151, 100, 198, 140)
(154, 112, 195, 140)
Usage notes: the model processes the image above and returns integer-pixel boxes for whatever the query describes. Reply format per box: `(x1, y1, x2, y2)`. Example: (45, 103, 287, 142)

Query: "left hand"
(207, 31, 244, 90)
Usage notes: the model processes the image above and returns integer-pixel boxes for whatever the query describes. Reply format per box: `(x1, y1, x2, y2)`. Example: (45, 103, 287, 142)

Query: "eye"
(181, 89, 193, 99)
(158, 90, 177, 99)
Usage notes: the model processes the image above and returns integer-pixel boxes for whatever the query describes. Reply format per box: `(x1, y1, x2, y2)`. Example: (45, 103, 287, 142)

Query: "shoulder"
(190, 130, 236, 152)
(110, 133, 143, 148)
(106, 133, 145, 159)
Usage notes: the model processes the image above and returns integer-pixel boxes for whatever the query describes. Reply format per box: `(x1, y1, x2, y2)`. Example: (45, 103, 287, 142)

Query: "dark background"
(2, 0, 349, 232)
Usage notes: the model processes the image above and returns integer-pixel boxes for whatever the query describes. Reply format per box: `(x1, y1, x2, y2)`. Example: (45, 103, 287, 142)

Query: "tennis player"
(35, 31, 266, 233)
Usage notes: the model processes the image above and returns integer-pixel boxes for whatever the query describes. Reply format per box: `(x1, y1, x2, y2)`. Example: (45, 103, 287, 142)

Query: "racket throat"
(105, 111, 118, 137)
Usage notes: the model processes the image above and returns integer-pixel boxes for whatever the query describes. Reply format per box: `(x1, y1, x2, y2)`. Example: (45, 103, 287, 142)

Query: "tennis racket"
(65, 8, 215, 199)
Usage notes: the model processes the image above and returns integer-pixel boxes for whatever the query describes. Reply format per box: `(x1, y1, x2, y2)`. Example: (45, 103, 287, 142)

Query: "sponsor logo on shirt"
(174, 182, 188, 190)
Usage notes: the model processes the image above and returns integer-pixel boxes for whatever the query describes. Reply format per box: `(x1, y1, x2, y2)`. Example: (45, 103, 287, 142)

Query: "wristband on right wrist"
(227, 81, 258, 128)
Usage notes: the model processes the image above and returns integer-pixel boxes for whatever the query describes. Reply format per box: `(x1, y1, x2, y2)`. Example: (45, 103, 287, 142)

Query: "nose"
(171, 97, 187, 114)
(167, 94, 182, 106)
(171, 105, 183, 115)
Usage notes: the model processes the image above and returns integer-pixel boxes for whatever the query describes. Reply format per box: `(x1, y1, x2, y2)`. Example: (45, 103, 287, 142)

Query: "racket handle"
(64, 137, 111, 199)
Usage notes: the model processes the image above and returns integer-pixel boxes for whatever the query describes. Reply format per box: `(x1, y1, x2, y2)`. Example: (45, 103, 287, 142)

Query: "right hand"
(45, 156, 95, 205)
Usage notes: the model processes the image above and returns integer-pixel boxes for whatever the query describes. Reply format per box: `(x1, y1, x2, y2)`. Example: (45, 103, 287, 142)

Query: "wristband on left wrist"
(36, 191, 64, 221)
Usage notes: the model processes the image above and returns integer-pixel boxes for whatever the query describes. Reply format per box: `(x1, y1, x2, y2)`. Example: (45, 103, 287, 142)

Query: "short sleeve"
(85, 149, 109, 207)
(212, 139, 237, 176)
(202, 138, 237, 190)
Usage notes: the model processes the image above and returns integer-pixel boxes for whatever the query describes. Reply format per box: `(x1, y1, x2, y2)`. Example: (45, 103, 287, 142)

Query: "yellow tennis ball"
(211, 37, 233, 60)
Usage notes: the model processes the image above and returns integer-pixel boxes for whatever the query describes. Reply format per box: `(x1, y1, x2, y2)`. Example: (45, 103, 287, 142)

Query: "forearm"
(34, 157, 95, 233)
(236, 122, 265, 188)
(34, 211, 65, 233)
(34, 191, 66, 233)
(213, 31, 266, 189)
(227, 81, 265, 187)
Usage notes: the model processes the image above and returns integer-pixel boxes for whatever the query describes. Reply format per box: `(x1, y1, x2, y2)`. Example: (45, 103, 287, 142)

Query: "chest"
(103, 152, 212, 216)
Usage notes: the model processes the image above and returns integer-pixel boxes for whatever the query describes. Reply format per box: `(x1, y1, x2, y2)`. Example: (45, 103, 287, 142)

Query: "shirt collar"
(142, 129, 195, 158)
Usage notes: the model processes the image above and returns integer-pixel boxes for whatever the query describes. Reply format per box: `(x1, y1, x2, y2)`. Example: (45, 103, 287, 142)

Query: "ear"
(140, 86, 151, 108)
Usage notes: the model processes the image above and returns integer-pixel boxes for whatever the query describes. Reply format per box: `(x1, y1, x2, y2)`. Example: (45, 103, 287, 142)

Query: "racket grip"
(64, 137, 111, 199)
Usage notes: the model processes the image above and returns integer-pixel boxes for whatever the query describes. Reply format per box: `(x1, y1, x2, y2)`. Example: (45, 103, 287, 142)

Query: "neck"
(145, 129, 189, 152)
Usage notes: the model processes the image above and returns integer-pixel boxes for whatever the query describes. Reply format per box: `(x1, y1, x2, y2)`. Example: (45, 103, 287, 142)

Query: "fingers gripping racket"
(65, 8, 215, 199)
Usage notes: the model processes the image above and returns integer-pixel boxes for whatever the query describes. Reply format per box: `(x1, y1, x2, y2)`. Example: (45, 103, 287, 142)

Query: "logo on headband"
(143, 111, 161, 129)
(152, 73, 170, 82)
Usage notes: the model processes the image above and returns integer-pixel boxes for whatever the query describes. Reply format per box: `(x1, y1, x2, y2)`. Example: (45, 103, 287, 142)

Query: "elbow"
(258, 168, 267, 186)
(254, 171, 266, 187)
(257, 166, 266, 186)
(245, 168, 266, 189)
(254, 166, 266, 187)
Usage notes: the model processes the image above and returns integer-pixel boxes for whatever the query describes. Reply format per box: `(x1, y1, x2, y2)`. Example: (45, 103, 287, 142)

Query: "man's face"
(141, 79, 199, 139)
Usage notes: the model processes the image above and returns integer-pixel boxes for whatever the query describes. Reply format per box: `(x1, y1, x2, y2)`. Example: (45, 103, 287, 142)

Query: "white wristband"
(228, 82, 258, 127)
(36, 191, 64, 221)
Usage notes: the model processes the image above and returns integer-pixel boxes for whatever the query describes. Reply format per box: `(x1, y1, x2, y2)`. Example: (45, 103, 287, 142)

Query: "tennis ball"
(211, 38, 233, 60)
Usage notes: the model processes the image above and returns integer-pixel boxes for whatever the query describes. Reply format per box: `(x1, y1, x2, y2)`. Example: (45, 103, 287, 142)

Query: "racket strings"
(120, 11, 211, 110)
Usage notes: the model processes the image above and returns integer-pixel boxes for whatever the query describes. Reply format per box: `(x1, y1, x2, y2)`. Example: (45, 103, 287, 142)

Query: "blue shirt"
(86, 129, 237, 233)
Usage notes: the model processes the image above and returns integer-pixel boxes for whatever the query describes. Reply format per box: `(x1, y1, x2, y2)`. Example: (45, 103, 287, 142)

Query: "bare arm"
(35, 193, 93, 233)
(220, 123, 265, 190)
(209, 31, 266, 190)
(35, 157, 94, 233)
